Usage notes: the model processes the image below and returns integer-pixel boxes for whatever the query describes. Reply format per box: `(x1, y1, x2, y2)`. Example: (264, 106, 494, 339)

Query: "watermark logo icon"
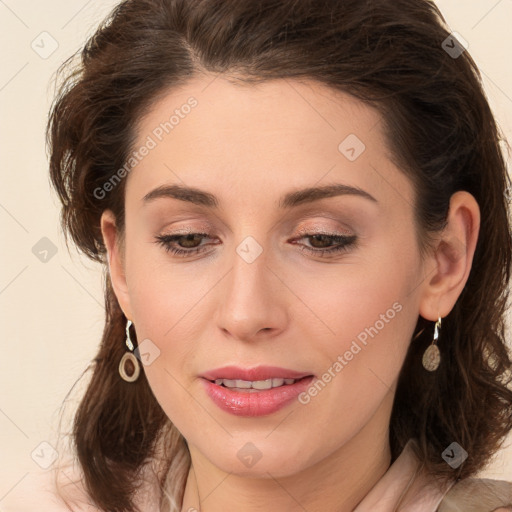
(338, 134, 366, 162)
(31, 441, 58, 469)
(31, 31, 59, 59)
(442, 32, 468, 59)
(236, 236, 263, 264)
(237, 442, 263, 468)
(442, 442, 468, 469)
(32, 237, 58, 263)
(134, 338, 161, 366)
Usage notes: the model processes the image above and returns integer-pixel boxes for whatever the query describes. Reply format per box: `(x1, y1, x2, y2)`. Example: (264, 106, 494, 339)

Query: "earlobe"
(418, 191, 480, 321)
(100, 209, 133, 319)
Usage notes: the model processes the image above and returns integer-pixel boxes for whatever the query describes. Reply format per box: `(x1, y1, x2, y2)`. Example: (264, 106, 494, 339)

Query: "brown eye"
(178, 233, 204, 248)
(308, 234, 338, 249)
(154, 232, 213, 256)
(293, 233, 357, 257)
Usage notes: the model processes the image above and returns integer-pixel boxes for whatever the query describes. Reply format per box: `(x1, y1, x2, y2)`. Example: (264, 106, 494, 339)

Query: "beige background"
(0, 0, 511, 504)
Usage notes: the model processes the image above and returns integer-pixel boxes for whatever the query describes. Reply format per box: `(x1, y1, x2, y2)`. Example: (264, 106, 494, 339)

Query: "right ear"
(100, 209, 133, 320)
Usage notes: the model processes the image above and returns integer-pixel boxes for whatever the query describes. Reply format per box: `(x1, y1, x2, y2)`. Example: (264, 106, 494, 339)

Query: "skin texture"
(101, 75, 480, 512)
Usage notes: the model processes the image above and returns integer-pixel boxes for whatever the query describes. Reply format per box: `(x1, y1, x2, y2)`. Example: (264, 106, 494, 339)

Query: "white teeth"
(234, 379, 252, 389)
(252, 379, 272, 390)
(213, 377, 298, 389)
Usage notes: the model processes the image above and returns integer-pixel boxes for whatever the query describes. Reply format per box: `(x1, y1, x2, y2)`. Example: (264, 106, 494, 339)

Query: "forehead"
(125, 75, 414, 216)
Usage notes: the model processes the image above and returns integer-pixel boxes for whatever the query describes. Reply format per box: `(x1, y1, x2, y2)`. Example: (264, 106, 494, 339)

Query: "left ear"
(418, 190, 480, 321)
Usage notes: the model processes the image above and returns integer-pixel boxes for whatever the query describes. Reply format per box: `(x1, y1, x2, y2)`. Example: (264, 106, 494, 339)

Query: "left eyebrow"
(278, 183, 377, 208)
(142, 184, 219, 208)
(141, 182, 378, 209)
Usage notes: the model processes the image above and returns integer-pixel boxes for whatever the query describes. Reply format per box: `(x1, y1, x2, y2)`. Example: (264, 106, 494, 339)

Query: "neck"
(180, 392, 394, 512)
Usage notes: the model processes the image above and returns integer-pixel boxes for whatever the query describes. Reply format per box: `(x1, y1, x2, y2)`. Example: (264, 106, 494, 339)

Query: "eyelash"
(154, 231, 357, 258)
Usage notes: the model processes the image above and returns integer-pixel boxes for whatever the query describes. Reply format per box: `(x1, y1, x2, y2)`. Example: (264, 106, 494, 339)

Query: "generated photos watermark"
(93, 96, 198, 200)
(298, 301, 403, 404)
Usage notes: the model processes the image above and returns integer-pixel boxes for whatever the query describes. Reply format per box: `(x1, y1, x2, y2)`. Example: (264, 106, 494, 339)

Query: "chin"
(194, 437, 315, 479)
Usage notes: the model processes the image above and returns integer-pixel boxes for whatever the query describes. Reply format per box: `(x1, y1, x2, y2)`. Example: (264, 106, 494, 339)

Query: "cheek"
(123, 244, 211, 407)
(125, 233, 213, 338)
(291, 234, 418, 349)
(290, 236, 421, 413)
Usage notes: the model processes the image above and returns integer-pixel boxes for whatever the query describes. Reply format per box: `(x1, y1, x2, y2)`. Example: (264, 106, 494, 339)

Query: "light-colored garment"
(355, 440, 512, 512)
(354, 439, 453, 511)
(2, 441, 511, 511)
(438, 477, 512, 512)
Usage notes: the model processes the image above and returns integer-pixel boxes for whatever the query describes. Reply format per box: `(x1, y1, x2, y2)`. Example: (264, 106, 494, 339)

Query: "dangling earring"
(119, 319, 141, 382)
(422, 315, 442, 372)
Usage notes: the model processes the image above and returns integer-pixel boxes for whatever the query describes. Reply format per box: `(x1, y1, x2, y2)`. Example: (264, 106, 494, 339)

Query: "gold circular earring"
(119, 319, 141, 382)
(422, 315, 442, 372)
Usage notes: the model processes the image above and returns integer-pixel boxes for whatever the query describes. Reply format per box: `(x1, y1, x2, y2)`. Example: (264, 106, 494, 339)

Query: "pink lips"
(200, 365, 315, 417)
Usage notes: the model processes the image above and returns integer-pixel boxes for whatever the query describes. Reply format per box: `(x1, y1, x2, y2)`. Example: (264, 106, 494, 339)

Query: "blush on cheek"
(333, 300, 408, 381)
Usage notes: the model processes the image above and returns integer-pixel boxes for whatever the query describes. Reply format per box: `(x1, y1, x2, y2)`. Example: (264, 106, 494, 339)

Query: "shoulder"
(438, 477, 512, 512)
(0, 465, 100, 512)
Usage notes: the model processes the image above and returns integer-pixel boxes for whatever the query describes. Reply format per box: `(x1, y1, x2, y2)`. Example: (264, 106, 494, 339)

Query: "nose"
(214, 238, 288, 342)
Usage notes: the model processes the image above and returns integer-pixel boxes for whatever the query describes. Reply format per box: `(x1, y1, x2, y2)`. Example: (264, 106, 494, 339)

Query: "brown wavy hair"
(47, 0, 512, 511)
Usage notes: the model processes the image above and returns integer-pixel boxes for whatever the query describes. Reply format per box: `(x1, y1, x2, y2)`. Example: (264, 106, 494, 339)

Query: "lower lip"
(201, 376, 315, 417)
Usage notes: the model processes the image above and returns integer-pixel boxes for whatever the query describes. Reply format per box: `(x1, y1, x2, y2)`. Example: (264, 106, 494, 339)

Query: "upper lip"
(200, 365, 314, 381)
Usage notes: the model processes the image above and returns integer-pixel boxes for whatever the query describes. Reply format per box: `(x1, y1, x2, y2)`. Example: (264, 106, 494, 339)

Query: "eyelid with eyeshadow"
(153, 227, 358, 259)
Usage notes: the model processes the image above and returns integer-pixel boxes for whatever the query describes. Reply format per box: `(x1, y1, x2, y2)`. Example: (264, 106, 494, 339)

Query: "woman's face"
(107, 76, 432, 477)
